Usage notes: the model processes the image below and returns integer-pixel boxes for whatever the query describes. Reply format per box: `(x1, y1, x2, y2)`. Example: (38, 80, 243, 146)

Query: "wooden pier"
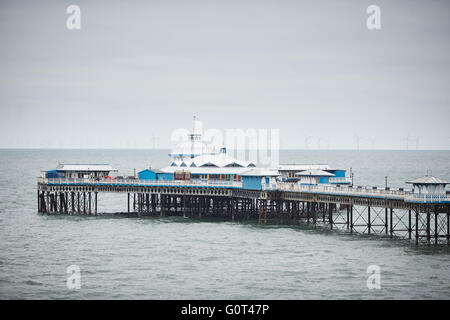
(37, 178, 450, 246)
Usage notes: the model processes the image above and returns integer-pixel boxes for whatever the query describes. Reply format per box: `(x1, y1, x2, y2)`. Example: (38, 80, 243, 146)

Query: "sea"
(0, 149, 449, 299)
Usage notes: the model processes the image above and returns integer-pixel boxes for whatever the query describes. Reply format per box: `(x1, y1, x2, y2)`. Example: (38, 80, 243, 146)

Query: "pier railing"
(38, 177, 243, 188)
(37, 178, 450, 203)
(262, 183, 278, 191)
(404, 193, 450, 203)
(278, 183, 408, 199)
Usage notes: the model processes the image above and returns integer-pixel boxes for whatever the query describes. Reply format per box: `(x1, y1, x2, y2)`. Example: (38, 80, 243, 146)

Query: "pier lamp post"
(385, 176, 388, 189)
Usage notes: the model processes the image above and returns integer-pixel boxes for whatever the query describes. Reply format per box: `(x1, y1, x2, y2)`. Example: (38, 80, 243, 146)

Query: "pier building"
(45, 164, 117, 179)
(278, 164, 350, 185)
(406, 175, 448, 202)
(241, 169, 280, 190)
(138, 168, 174, 181)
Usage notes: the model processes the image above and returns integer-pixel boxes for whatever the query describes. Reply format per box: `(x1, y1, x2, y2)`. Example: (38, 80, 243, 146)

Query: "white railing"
(38, 177, 243, 188)
(278, 183, 450, 202)
(278, 183, 408, 199)
(328, 177, 352, 184)
(404, 193, 450, 203)
(262, 183, 278, 190)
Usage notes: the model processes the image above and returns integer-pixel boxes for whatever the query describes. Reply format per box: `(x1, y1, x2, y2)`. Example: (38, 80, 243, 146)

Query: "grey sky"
(0, 0, 449, 149)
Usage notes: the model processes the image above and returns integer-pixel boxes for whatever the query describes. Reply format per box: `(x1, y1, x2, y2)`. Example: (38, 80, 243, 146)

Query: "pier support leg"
(415, 210, 419, 246)
(350, 204, 353, 233)
(435, 211, 438, 246)
(329, 204, 333, 230)
(426, 209, 431, 246)
(447, 206, 450, 246)
(367, 206, 371, 234)
(64, 192, 68, 213)
(322, 203, 325, 223)
(408, 209, 412, 240)
(140, 192, 142, 213)
(346, 205, 349, 230)
(43, 191, 48, 214)
(38, 191, 45, 214)
(312, 202, 316, 225)
(231, 199, 235, 222)
(390, 208, 393, 239)
(37, 190, 40, 212)
(264, 200, 267, 224)
(44, 191, 48, 214)
(95, 192, 97, 215)
(385, 208, 388, 235)
(307, 202, 310, 224)
(258, 200, 262, 223)
(46, 192, 50, 214)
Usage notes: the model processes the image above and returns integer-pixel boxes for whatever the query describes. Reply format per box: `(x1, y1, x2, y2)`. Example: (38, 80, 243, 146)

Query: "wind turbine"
(325, 136, 331, 150)
(316, 137, 323, 150)
(370, 137, 376, 150)
(414, 136, 420, 150)
(354, 133, 362, 150)
(150, 132, 159, 149)
(403, 134, 418, 151)
(304, 135, 313, 150)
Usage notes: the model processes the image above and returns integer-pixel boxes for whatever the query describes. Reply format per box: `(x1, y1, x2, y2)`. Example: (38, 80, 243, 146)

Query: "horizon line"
(1, 147, 449, 151)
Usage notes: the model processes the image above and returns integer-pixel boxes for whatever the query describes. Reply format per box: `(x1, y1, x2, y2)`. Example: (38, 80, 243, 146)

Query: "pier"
(37, 177, 450, 246)
(36, 118, 450, 246)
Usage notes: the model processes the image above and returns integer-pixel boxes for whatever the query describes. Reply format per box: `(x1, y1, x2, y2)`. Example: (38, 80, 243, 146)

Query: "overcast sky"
(0, 0, 449, 149)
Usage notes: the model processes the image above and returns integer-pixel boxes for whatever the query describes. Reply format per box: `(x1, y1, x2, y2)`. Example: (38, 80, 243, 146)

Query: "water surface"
(0, 149, 449, 299)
